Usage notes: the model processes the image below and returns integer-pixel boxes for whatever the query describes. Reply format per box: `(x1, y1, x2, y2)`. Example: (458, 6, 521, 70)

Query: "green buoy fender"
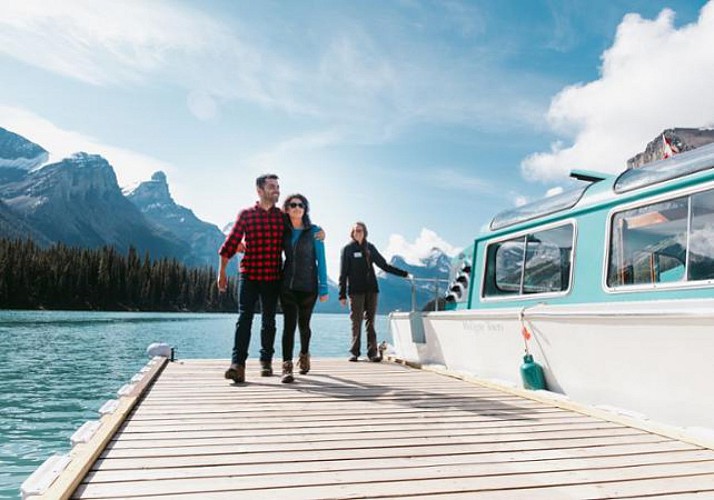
(520, 354, 546, 390)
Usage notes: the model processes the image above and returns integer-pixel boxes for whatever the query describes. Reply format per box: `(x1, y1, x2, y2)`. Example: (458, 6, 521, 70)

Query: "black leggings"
(280, 289, 318, 361)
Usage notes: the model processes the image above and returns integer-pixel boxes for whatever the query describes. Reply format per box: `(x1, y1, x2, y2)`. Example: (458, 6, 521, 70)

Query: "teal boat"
(390, 142, 714, 430)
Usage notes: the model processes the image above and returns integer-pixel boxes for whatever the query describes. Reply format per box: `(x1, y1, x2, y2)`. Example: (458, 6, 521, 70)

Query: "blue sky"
(1, 0, 713, 280)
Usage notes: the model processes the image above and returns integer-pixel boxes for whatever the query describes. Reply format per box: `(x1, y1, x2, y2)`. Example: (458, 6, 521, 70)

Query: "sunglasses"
(288, 202, 304, 209)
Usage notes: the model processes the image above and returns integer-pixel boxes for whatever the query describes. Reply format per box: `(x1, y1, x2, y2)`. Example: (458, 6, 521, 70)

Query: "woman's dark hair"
(350, 221, 368, 241)
(282, 193, 312, 228)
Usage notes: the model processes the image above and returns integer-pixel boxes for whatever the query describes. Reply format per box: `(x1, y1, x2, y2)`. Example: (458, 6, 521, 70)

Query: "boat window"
(608, 198, 687, 287)
(688, 189, 714, 280)
(492, 236, 525, 296)
(607, 189, 714, 287)
(523, 226, 573, 294)
(489, 186, 588, 231)
(484, 224, 573, 298)
(614, 142, 714, 194)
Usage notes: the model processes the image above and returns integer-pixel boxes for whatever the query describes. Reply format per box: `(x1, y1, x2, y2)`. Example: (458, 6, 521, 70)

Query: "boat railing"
(408, 277, 451, 312)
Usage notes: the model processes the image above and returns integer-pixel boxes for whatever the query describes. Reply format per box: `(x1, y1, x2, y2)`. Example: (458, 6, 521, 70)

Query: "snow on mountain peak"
(385, 228, 461, 266)
(0, 126, 49, 171)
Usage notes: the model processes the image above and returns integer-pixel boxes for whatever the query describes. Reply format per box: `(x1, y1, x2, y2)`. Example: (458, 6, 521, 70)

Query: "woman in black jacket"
(338, 221, 409, 361)
(280, 194, 328, 383)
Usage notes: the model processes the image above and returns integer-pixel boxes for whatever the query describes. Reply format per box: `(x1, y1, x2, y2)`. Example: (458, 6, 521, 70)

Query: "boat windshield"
(490, 185, 589, 231)
(615, 142, 714, 194)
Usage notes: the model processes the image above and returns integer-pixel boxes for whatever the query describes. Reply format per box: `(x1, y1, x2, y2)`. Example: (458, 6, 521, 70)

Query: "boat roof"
(488, 141, 714, 234)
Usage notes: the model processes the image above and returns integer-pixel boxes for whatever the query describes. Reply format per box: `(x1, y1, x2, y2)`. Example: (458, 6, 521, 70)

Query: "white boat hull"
(390, 299, 714, 430)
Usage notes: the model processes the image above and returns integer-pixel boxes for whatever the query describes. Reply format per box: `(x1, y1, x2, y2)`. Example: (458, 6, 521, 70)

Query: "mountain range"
(0, 127, 451, 313)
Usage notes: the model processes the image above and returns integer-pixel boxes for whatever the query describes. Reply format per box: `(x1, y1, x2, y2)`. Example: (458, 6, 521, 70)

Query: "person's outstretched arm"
(370, 244, 408, 277)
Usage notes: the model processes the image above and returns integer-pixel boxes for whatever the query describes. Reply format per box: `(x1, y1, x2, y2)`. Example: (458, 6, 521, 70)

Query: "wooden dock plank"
(68, 359, 714, 499)
(107, 421, 624, 445)
(76, 457, 714, 498)
(81, 447, 712, 483)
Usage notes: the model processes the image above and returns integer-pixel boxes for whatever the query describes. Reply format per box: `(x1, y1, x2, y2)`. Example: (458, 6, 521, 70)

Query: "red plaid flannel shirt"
(219, 203, 285, 281)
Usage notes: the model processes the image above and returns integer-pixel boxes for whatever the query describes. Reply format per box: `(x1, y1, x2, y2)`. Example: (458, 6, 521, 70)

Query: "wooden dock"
(38, 358, 714, 499)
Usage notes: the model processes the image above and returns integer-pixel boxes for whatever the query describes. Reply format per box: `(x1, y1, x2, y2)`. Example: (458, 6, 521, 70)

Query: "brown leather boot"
(281, 361, 294, 383)
(224, 364, 245, 383)
(260, 360, 273, 377)
(298, 352, 310, 375)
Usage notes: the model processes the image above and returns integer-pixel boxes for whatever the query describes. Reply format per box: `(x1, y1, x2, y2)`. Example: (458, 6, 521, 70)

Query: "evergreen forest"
(0, 238, 238, 312)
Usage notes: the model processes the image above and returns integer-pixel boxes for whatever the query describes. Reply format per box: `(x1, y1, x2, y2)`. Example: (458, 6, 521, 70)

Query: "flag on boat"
(662, 133, 679, 159)
(521, 325, 531, 341)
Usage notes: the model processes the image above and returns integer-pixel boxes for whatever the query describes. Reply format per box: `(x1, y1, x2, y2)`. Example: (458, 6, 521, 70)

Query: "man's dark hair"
(256, 174, 279, 189)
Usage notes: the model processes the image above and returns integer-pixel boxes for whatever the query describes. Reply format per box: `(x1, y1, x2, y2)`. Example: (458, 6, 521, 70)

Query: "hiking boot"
(281, 361, 294, 383)
(298, 352, 310, 375)
(260, 360, 273, 377)
(348, 355, 359, 362)
(224, 364, 245, 383)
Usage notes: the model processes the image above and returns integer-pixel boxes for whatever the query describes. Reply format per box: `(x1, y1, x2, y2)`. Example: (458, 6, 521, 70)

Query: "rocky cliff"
(627, 128, 714, 168)
(125, 171, 229, 269)
(0, 127, 49, 182)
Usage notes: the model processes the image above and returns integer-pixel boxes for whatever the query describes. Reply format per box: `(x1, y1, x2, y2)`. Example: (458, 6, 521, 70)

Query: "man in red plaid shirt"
(218, 174, 283, 383)
(218, 174, 324, 383)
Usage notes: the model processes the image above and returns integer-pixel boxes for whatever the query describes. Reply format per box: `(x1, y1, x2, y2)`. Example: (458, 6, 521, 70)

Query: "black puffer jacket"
(282, 226, 318, 293)
(339, 241, 408, 299)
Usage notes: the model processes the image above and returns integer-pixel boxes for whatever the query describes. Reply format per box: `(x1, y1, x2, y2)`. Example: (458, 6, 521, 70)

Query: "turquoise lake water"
(0, 310, 389, 499)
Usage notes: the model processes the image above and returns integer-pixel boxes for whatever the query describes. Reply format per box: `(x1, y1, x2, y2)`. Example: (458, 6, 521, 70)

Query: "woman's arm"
(312, 227, 329, 298)
(370, 244, 408, 277)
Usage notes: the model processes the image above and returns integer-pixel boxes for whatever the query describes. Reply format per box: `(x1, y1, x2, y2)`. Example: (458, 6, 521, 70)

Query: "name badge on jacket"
(353, 251, 363, 258)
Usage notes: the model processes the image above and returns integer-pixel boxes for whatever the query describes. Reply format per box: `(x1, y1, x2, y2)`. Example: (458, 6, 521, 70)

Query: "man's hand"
(236, 242, 246, 253)
(339, 298, 347, 306)
(217, 272, 227, 293)
(315, 228, 326, 241)
(319, 294, 328, 302)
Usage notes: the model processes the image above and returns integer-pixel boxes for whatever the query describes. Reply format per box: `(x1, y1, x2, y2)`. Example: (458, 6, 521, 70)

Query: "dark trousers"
(232, 275, 280, 365)
(280, 289, 318, 361)
(349, 292, 378, 358)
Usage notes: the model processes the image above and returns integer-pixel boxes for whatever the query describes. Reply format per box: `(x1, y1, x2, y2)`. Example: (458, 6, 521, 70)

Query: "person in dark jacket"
(339, 221, 409, 362)
(279, 194, 328, 383)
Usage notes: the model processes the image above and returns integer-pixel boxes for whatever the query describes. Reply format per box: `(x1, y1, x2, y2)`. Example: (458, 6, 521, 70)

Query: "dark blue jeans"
(232, 275, 280, 365)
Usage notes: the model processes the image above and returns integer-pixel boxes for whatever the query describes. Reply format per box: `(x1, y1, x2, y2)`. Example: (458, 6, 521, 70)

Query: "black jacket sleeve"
(338, 245, 349, 300)
(370, 244, 408, 277)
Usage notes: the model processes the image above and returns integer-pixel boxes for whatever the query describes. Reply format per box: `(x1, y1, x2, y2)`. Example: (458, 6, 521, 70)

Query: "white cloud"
(247, 130, 346, 173)
(514, 195, 529, 207)
(384, 228, 461, 266)
(0, 0, 551, 137)
(546, 186, 564, 197)
(0, 105, 174, 186)
(522, 2, 714, 182)
(0, 1, 226, 86)
(186, 91, 218, 121)
(0, 0, 273, 115)
(420, 168, 494, 194)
